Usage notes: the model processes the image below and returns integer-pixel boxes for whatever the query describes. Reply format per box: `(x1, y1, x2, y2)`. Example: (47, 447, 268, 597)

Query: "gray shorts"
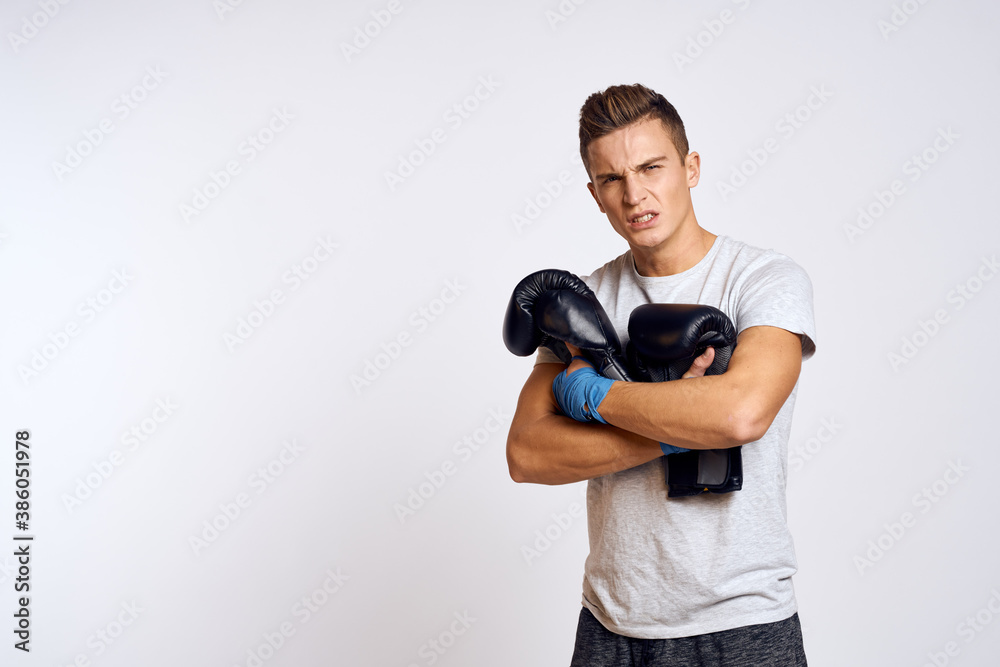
(570, 607, 807, 667)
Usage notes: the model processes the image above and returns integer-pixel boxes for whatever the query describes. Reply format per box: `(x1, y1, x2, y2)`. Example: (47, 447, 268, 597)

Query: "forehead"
(587, 117, 679, 171)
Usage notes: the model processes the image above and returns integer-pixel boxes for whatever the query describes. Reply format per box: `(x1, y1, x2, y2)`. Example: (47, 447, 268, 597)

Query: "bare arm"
(506, 346, 716, 485)
(506, 325, 802, 485)
(506, 363, 663, 485)
(598, 325, 802, 449)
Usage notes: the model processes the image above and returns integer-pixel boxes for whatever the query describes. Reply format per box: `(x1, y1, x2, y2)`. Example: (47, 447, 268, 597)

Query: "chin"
(626, 228, 670, 249)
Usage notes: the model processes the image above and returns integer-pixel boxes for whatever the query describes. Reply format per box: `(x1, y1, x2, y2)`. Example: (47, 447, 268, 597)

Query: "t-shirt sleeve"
(734, 254, 817, 360)
(534, 347, 565, 365)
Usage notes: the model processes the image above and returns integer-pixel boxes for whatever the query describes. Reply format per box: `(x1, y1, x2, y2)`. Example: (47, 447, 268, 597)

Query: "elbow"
(506, 431, 531, 484)
(508, 459, 530, 484)
(508, 467, 530, 484)
(727, 418, 767, 447)
(724, 402, 773, 446)
(507, 426, 567, 486)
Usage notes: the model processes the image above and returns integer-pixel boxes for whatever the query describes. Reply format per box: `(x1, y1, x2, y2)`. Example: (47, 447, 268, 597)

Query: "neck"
(631, 226, 717, 277)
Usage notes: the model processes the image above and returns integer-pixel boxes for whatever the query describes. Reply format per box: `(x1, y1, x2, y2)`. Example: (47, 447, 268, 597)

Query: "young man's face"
(586, 117, 700, 255)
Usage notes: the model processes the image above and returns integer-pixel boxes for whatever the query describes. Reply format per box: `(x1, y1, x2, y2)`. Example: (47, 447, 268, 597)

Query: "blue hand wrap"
(660, 443, 689, 456)
(552, 357, 614, 423)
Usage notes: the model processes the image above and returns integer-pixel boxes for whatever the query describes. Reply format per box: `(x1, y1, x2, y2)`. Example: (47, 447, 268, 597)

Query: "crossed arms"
(505, 325, 803, 485)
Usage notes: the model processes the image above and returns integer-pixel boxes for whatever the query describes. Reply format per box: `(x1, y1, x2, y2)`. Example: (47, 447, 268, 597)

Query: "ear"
(685, 152, 701, 188)
(587, 181, 606, 213)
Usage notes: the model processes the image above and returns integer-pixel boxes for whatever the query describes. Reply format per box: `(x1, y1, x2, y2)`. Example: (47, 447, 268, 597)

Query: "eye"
(645, 164, 660, 171)
(603, 175, 619, 184)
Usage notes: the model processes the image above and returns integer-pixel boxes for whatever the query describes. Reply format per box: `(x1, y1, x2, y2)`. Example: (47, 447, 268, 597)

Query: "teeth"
(634, 213, 654, 224)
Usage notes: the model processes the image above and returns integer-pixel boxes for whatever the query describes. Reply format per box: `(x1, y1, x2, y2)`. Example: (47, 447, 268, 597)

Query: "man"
(506, 84, 816, 665)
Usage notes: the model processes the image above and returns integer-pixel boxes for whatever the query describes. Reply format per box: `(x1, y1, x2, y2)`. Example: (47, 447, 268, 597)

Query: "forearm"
(506, 363, 661, 485)
(507, 412, 662, 485)
(599, 375, 757, 450)
(599, 326, 803, 448)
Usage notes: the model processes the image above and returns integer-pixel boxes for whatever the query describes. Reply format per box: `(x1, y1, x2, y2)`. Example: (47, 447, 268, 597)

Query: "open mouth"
(630, 212, 657, 226)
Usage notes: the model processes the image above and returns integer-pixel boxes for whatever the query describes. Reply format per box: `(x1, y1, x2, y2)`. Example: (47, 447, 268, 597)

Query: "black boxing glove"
(625, 303, 742, 498)
(626, 303, 737, 382)
(503, 269, 632, 381)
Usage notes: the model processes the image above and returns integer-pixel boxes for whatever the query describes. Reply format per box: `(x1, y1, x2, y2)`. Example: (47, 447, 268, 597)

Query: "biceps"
(727, 326, 803, 424)
(510, 363, 565, 431)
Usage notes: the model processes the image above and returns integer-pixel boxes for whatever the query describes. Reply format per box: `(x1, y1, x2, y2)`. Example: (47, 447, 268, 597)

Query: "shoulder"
(718, 236, 809, 279)
(716, 237, 817, 358)
(714, 236, 813, 295)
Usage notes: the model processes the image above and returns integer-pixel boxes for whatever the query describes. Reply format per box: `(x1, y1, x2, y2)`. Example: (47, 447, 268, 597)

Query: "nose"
(622, 174, 645, 206)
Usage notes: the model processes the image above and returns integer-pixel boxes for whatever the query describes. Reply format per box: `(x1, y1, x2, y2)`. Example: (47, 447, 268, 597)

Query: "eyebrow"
(594, 155, 669, 181)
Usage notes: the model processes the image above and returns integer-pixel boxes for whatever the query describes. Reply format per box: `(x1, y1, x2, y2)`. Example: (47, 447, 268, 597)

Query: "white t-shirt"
(535, 235, 817, 639)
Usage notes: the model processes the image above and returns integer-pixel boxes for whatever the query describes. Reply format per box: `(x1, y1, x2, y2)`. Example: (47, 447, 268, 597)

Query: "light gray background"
(2, 1, 999, 665)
